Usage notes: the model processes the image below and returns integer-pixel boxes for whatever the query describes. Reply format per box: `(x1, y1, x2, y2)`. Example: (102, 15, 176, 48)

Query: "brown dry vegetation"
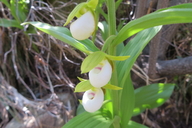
(0, 0, 192, 128)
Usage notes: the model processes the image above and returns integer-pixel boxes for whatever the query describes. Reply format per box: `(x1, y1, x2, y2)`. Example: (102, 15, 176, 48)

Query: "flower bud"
(70, 11, 95, 40)
(82, 88, 104, 113)
(89, 60, 112, 87)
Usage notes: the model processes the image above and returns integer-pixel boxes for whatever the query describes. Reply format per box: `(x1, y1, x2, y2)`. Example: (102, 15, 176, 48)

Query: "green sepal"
(64, 3, 87, 26)
(103, 84, 122, 90)
(64, 0, 98, 26)
(77, 77, 87, 82)
(87, 0, 99, 10)
(106, 54, 130, 61)
(78, 99, 82, 104)
(75, 80, 93, 92)
(81, 51, 106, 73)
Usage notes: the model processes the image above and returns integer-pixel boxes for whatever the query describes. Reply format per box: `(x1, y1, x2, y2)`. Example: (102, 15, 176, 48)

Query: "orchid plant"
(21, 0, 192, 127)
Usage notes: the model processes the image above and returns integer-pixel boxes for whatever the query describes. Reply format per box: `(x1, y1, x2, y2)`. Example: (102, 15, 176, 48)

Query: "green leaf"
(81, 51, 106, 73)
(101, 35, 116, 52)
(62, 110, 113, 128)
(133, 83, 175, 116)
(98, 21, 109, 41)
(103, 90, 113, 118)
(80, 38, 100, 53)
(128, 120, 148, 128)
(1, 0, 11, 8)
(106, 54, 130, 61)
(22, 22, 99, 54)
(75, 80, 93, 92)
(119, 74, 135, 127)
(0, 19, 23, 29)
(117, 26, 162, 86)
(116, 42, 124, 56)
(112, 116, 121, 127)
(76, 103, 86, 115)
(117, 26, 161, 127)
(157, 2, 192, 11)
(10, 0, 28, 23)
(64, 2, 86, 26)
(113, 3, 192, 46)
(115, 0, 123, 10)
(103, 84, 122, 90)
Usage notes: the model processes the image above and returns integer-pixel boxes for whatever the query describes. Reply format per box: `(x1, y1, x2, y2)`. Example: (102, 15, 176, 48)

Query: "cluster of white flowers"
(65, 0, 128, 113)
(82, 60, 112, 112)
(68, 6, 110, 112)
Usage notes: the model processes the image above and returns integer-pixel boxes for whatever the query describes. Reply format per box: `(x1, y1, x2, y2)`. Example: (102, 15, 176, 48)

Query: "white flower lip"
(82, 88, 104, 113)
(70, 11, 95, 40)
(89, 60, 112, 88)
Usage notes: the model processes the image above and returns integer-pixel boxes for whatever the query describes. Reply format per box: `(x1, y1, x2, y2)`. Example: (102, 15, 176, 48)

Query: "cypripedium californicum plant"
(64, 0, 98, 40)
(22, 0, 192, 127)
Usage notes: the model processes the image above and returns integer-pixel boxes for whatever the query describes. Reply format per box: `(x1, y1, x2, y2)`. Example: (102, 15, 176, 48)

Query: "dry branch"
(148, 0, 169, 79)
(157, 56, 192, 76)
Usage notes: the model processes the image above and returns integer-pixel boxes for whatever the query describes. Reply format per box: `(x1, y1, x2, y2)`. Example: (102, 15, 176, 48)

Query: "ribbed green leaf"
(128, 121, 148, 128)
(133, 83, 175, 116)
(117, 26, 162, 84)
(113, 3, 192, 46)
(10, 0, 28, 23)
(1, 0, 10, 8)
(98, 21, 109, 41)
(76, 104, 85, 115)
(119, 74, 135, 127)
(22, 22, 99, 54)
(101, 35, 116, 52)
(117, 26, 162, 127)
(0, 19, 23, 29)
(62, 110, 113, 128)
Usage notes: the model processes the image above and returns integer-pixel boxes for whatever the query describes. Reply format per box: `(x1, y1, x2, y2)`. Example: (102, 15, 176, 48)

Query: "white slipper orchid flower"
(82, 88, 104, 113)
(70, 11, 95, 40)
(89, 60, 112, 88)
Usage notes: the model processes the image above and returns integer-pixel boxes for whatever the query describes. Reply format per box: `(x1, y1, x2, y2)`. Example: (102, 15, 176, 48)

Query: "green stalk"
(107, 0, 116, 35)
(106, 0, 120, 128)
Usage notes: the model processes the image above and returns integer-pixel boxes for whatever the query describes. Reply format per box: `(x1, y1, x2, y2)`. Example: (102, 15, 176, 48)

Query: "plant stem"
(107, 0, 116, 36)
(106, 0, 120, 127)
